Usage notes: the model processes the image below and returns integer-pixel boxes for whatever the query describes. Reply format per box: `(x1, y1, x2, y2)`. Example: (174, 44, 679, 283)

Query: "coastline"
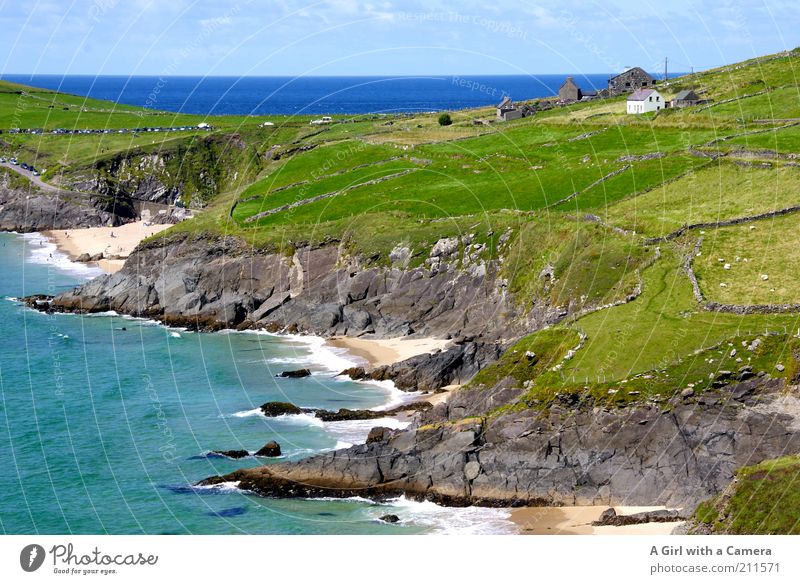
(327, 335, 451, 368)
(42, 221, 171, 273)
(511, 506, 684, 535)
(11, 230, 682, 535)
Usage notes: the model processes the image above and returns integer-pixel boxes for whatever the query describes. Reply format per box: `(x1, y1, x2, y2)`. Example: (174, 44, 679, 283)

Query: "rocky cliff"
(202, 376, 800, 509)
(0, 182, 129, 232)
(47, 231, 559, 341)
(61, 134, 262, 209)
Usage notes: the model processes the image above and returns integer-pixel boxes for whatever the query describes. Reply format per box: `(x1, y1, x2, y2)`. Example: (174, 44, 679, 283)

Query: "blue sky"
(0, 0, 798, 76)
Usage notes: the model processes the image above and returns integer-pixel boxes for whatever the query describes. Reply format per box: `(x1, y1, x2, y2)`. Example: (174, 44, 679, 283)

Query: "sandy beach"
(511, 505, 684, 535)
(43, 221, 172, 273)
(328, 335, 452, 368)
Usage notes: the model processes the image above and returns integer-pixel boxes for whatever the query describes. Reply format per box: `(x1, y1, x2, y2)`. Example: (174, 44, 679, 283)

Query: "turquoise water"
(0, 232, 514, 534)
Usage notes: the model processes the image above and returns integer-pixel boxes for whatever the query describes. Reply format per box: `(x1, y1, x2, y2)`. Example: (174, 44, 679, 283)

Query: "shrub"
(438, 113, 453, 126)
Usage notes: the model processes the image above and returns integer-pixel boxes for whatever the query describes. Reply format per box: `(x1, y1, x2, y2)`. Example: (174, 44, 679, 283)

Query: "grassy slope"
(6, 50, 800, 534)
(694, 212, 800, 304)
(694, 455, 800, 534)
(5, 49, 800, 403)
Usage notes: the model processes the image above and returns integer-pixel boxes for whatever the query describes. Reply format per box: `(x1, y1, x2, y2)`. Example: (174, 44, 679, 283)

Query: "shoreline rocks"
(209, 450, 250, 459)
(259, 402, 303, 417)
(199, 378, 800, 509)
(255, 441, 282, 457)
(277, 368, 311, 378)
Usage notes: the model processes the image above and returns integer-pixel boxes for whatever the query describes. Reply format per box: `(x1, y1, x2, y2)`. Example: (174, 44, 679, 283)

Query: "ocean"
(0, 232, 515, 534)
(1, 73, 625, 115)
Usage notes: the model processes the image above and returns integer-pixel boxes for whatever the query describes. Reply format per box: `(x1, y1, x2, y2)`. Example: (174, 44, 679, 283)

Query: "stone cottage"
(496, 96, 523, 121)
(608, 67, 656, 93)
(559, 77, 582, 102)
(671, 89, 702, 108)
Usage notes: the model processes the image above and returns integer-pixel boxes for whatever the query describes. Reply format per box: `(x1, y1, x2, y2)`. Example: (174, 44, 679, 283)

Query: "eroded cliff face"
(49, 232, 559, 341)
(61, 134, 261, 209)
(0, 184, 127, 231)
(203, 377, 800, 509)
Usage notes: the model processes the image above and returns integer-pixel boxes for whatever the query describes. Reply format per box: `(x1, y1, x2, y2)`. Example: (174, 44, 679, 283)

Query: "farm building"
(671, 89, 702, 107)
(559, 77, 582, 102)
(627, 89, 664, 114)
(496, 96, 523, 121)
(609, 67, 656, 93)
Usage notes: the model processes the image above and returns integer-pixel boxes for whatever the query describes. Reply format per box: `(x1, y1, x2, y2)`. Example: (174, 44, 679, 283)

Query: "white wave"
(21, 233, 104, 279)
(193, 480, 242, 494)
(286, 334, 363, 373)
(170, 331, 182, 338)
(224, 410, 327, 429)
(86, 310, 119, 317)
(381, 496, 517, 534)
(361, 380, 423, 411)
(323, 416, 409, 447)
(227, 408, 263, 418)
(239, 330, 363, 374)
(276, 412, 325, 427)
(306, 495, 377, 504)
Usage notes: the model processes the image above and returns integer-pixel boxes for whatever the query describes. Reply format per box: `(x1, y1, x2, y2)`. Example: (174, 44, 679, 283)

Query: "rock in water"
(209, 450, 250, 459)
(76, 253, 91, 262)
(277, 368, 311, 378)
(259, 402, 303, 417)
(339, 366, 367, 380)
(379, 514, 400, 523)
(255, 441, 282, 457)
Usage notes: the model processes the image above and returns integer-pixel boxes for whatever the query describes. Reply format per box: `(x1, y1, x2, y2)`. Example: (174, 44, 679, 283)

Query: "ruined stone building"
(608, 67, 656, 93)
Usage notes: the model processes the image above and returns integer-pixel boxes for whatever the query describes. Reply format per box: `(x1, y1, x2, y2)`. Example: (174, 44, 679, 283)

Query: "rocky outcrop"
(277, 368, 311, 378)
(0, 184, 128, 231)
(257, 400, 432, 421)
(255, 441, 282, 457)
(209, 450, 250, 459)
(199, 377, 800, 508)
(592, 507, 687, 526)
(341, 340, 505, 392)
(45, 232, 555, 341)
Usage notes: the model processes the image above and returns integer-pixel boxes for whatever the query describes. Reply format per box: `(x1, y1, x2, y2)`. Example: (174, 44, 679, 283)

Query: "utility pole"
(664, 56, 668, 81)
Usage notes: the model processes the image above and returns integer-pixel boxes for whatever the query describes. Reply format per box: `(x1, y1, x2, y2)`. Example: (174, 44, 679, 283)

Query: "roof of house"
(497, 96, 513, 109)
(674, 89, 700, 101)
(628, 89, 657, 101)
(609, 66, 654, 81)
(560, 76, 578, 89)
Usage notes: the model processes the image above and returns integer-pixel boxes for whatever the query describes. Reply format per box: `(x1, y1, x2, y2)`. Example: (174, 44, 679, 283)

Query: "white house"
(626, 89, 664, 114)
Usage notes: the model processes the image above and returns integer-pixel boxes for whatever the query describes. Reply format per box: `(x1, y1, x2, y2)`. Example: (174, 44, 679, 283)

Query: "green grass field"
(694, 212, 800, 304)
(604, 163, 800, 237)
(6, 48, 800, 400)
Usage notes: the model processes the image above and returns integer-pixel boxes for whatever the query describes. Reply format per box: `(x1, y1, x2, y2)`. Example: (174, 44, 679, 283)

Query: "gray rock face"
(200, 378, 800, 509)
(48, 233, 555, 340)
(0, 185, 127, 231)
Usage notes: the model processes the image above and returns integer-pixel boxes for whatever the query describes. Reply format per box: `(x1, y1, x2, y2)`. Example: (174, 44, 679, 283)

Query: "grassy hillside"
(4, 49, 800, 409)
(694, 455, 800, 534)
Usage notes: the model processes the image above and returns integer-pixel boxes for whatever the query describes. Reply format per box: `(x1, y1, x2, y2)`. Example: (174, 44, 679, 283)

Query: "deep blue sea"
(0, 232, 514, 534)
(0, 74, 627, 115)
